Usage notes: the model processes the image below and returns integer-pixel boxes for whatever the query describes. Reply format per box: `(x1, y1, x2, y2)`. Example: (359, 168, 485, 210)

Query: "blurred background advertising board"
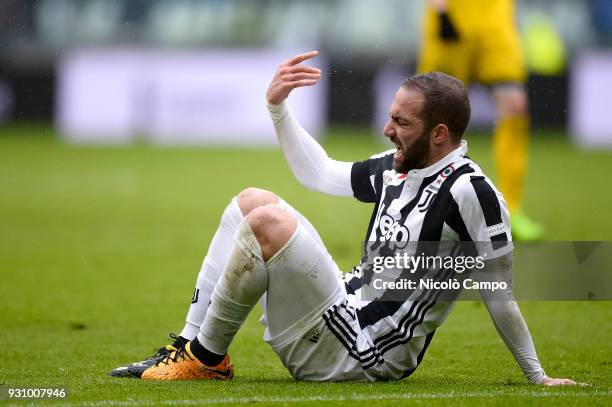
(570, 51, 612, 148)
(2, 0, 612, 149)
(57, 49, 326, 145)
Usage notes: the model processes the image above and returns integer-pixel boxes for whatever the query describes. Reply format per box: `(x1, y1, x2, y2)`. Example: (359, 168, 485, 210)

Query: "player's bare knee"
(505, 94, 527, 117)
(494, 87, 528, 118)
(246, 204, 297, 261)
(236, 187, 279, 216)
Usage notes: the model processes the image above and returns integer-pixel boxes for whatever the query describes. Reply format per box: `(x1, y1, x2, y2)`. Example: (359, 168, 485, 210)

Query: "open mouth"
(391, 138, 404, 164)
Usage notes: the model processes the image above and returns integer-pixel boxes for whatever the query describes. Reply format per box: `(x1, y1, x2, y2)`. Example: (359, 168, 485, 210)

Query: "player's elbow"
(296, 176, 322, 193)
(290, 166, 324, 193)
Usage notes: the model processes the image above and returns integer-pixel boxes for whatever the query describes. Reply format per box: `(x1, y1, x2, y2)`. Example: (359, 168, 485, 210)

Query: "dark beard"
(393, 130, 431, 173)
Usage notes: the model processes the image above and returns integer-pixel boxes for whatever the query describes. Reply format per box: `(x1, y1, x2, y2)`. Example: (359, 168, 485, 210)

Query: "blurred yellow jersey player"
(418, 0, 543, 240)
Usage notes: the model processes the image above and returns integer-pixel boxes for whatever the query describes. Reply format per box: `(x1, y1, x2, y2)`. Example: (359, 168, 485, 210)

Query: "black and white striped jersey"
(325, 140, 514, 379)
(350, 141, 512, 257)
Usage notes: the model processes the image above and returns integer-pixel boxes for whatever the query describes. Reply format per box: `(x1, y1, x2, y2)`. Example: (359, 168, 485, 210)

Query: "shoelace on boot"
(156, 346, 194, 366)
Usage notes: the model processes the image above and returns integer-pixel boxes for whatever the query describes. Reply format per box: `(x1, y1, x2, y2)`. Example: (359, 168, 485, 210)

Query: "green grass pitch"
(0, 124, 610, 406)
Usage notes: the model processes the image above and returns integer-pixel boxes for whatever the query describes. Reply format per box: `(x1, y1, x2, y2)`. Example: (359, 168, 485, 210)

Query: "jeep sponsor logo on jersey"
(378, 213, 410, 249)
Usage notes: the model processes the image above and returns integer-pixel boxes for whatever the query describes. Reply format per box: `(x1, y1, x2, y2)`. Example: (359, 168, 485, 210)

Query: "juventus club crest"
(418, 165, 455, 213)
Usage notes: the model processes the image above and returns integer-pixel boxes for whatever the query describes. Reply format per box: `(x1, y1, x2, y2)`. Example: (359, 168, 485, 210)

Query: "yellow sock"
(493, 116, 529, 214)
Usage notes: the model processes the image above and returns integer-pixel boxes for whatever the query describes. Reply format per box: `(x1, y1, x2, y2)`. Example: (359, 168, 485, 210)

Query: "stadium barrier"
(57, 48, 326, 145)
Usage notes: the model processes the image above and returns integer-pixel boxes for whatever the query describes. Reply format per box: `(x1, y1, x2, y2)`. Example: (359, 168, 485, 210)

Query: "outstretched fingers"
(283, 50, 319, 67)
(266, 51, 322, 104)
(542, 378, 578, 386)
(287, 79, 319, 89)
(283, 72, 321, 82)
(279, 65, 321, 75)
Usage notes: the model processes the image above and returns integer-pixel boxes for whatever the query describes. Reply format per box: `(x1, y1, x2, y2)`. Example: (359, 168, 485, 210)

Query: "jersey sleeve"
(449, 174, 513, 259)
(350, 150, 394, 203)
(268, 101, 354, 197)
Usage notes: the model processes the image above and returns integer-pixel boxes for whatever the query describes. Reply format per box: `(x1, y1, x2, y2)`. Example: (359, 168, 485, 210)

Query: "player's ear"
(431, 124, 449, 145)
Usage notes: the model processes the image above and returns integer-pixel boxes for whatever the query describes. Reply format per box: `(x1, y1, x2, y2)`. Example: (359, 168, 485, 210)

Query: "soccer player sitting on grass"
(109, 51, 576, 385)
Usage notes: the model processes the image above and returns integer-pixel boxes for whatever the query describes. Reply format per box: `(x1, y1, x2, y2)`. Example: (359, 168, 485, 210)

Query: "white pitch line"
(34, 389, 612, 407)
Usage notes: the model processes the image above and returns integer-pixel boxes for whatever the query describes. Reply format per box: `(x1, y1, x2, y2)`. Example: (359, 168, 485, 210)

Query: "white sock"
(179, 198, 243, 340)
(197, 220, 268, 355)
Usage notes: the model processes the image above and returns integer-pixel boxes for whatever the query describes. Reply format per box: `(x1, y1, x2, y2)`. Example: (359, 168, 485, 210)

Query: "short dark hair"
(401, 72, 471, 143)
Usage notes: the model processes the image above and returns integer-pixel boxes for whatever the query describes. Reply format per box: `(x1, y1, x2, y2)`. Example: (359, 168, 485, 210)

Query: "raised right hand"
(266, 50, 322, 105)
